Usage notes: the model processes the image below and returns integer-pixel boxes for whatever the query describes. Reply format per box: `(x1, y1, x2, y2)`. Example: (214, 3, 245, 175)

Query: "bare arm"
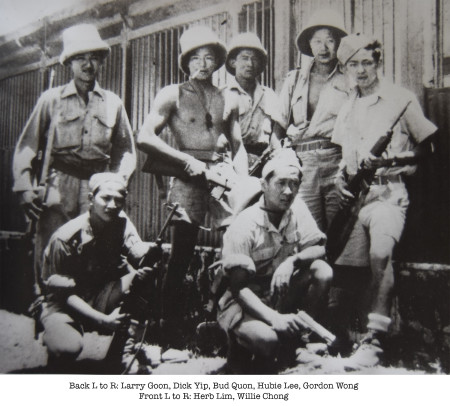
(66, 295, 126, 331)
(227, 100, 248, 176)
(137, 85, 197, 168)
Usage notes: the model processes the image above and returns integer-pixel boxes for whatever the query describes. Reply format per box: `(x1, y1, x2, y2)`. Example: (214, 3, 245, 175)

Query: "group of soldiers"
(12, 9, 437, 374)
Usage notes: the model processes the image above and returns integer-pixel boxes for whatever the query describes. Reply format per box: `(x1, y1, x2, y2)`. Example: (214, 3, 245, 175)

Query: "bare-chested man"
(278, 9, 349, 232)
(137, 26, 247, 345)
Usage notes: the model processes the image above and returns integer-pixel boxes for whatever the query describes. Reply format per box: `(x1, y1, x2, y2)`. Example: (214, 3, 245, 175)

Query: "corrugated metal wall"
(0, 0, 443, 253)
(0, 70, 43, 231)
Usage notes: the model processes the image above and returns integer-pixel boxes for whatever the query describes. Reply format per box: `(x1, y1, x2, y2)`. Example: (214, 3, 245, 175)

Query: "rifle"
(25, 68, 56, 336)
(248, 145, 272, 178)
(326, 101, 412, 264)
(105, 203, 179, 371)
(142, 153, 234, 200)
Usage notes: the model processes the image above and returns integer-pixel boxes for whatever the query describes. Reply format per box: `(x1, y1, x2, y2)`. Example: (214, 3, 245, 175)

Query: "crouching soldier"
(217, 149, 332, 373)
(39, 173, 157, 373)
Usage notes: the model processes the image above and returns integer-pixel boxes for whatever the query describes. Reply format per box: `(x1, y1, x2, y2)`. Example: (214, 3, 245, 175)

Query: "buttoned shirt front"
(278, 59, 349, 144)
(332, 80, 437, 177)
(13, 80, 136, 192)
(42, 211, 148, 313)
(224, 78, 282, 151)
(222, 196, 325, 281)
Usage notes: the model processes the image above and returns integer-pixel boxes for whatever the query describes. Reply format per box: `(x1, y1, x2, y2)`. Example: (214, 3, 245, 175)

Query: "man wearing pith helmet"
(12, 23, 136, 284)
(137, 26, 247, 345)
(218, 148, 332, 373)
(278, 9, 349, 232)
(329, 33, 437, 369)
(224, 32, 283, 168)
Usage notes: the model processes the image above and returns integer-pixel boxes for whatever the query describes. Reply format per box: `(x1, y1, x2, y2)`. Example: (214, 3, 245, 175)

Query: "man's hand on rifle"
(19, 189, 44, 220)
(335, 174, 355, 208)
(101, 307, 128, 332)
(184, 156, 207, 177)
(135, 266, 156, 282)
(361, 153, 391, 170)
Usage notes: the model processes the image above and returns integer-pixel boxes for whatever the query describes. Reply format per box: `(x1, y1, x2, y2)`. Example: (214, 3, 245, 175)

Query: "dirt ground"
(0, 309, 444, 376)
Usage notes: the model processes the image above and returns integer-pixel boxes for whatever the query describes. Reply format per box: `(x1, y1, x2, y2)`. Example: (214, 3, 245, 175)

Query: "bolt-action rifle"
(105, 203, 179, 371)
(326, 101, 412, 264)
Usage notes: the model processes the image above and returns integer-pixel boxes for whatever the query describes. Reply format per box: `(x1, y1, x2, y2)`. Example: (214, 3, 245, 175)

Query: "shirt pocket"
(92, 112, 116, 150)
(252, 246, 277, 263)
(54, 110, 83, 150)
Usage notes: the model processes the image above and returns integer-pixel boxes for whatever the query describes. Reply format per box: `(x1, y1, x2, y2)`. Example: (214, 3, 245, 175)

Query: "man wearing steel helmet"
(224, 32, 283, 168)
(278, 9, 349, 232)
(137, 26, 247, 344)
(39, 173, 155, 373)
(12, 24, 136, 284)
(217, 149, 332, 373)
(329, 33, 437, 369)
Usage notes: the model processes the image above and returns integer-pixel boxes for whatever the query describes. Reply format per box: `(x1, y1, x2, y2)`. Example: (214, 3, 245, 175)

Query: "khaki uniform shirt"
(332, 80, 437, 177)
(42, 211, 149, 314)
(278, 60, 349, 144)
(224, 78, 282, 153)
(13, 80, 136, 192)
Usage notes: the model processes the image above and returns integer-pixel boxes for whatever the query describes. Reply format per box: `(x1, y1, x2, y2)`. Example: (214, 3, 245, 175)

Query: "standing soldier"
(137, 26, 247, 345)
(278, 9, 349, 231)
(330, 34, 437, 368)
(12, 24, 136, 282)
(224, 32, 283, 169)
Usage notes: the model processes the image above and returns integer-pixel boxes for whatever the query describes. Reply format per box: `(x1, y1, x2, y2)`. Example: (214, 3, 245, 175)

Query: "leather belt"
(52, 159, 106, 180)
(371, 174, 404, 185)
(295, 138, 338, 153)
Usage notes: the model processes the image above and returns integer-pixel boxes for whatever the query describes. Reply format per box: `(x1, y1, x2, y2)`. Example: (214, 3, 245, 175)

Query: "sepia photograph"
(0, 0, 448, 396)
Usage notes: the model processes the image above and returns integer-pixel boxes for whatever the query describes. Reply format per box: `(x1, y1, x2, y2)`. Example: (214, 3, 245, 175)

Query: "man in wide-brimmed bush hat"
(278, 9, 350, 232)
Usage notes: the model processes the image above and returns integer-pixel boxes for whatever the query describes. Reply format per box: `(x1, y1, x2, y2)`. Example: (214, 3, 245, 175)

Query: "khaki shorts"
(167, 163, 233, 229)
(336, 182, 409, 267)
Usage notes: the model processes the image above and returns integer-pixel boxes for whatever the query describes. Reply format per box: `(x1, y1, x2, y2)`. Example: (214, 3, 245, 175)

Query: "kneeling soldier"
(217, 149, 332, 373)
(40, 173, 155, 373)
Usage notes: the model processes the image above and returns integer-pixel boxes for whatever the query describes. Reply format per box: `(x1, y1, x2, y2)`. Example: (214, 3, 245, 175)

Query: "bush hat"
(225, 32, 267, 76)
(296, 9, 347, 57)
(60, 24, 110, 65)
(178, 26, 227, 75)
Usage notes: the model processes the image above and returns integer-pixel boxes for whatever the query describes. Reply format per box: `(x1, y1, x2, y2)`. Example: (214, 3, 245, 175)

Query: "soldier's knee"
(44, 331, 83, 360)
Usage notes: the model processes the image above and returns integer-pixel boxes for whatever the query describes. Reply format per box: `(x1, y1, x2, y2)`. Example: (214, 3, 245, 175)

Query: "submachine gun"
(326, 101, 412, 264)
(105, 203, 179, 372)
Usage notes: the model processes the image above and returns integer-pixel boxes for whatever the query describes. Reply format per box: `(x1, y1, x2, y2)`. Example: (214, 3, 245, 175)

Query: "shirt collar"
(78, 212, 94, 247)
(254, 196, 293, 233)
(229, 76, 263, 97)
(61, 80, 105, 100)
(303, 58, 341, 81)
(355, 77, 390, 107)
